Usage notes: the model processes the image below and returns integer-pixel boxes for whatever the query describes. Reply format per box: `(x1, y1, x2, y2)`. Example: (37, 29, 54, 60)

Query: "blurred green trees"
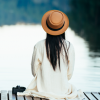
(67, 0, 100, 52)
(0, 0, 69, 26)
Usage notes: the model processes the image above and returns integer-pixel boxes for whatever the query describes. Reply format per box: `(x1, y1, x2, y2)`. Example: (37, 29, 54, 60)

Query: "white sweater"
(17, 39, 84, 100)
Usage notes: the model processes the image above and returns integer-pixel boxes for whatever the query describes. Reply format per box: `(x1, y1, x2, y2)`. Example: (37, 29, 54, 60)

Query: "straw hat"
(41, 10, 69, 36)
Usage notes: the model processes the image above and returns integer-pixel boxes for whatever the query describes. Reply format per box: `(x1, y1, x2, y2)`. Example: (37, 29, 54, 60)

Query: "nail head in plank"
(84, 92, 97, 100)
(91, 92, 100, 100)
(25, 96, 33, 100)
(17, 96, 24, 100)
(1, 90, 8, 100)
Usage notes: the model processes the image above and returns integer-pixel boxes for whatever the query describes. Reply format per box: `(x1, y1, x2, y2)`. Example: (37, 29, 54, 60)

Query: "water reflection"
(66, 28, 100, 91)
(0, 24, 100, 91)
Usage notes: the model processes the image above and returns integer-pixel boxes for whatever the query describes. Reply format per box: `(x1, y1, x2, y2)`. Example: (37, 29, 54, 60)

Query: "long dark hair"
(45, 32, 70, 71)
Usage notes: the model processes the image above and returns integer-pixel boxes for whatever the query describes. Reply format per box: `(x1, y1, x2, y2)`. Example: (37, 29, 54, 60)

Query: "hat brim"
(41, 10, 69, 35)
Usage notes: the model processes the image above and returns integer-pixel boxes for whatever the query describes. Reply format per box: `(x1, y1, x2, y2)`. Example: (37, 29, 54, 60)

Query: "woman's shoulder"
(34, 39, 45, 49)
(64, 40, 75, 51)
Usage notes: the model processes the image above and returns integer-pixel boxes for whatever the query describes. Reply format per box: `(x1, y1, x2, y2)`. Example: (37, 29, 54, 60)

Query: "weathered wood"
(34, 97, 40, 100)
(1, 91, 100, 100)
(17, 96, 24, 100)
(0, 91, 1, 100)
(12, 93, 16, 100)
(91, 92, 100, 100)
(42, 98, 48, 100)
(1, 90, 8, 100)
(8, 90, 12, 100)
(82, 93, 89, 100)
(84, 92, 97, 100)
(25, 96, 33, 100)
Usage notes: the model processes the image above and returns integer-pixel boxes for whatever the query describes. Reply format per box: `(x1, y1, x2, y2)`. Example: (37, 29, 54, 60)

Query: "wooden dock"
(0, 90, 100, 100)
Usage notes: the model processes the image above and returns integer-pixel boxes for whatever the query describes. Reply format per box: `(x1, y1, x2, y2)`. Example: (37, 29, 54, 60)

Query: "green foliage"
(67, 0, 100, 52)
(0, 0, 69, 26)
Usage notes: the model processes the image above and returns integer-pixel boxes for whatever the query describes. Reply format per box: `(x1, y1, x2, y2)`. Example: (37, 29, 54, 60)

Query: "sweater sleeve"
(67, 43, 75, 80)
(31, 45, 42, 77)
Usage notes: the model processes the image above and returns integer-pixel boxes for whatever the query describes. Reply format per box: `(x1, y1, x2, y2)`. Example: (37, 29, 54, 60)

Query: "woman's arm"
(31, 45, 42, 77)
(67, 43, 75, 80)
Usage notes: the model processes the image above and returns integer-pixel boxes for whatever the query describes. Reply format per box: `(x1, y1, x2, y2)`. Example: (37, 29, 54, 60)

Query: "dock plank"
(84, 92, 97, 100)
(34, 97, 41, 100)
(42, 98, 49, 100)
(1, 91, 100, 100)
(82, 93, 89, 100)
(1, 90, 8, 100)
(17, 96, 24, 100)
(8, 90, 12, 100)
(12, 93, 16, 100)
(91, 92, 100, 100)
(42, 99, 46, 100)
(25, 96, 33, 100)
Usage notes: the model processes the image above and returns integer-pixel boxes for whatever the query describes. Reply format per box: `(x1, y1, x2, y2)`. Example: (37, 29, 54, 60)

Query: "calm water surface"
(0, 24, 100, 91)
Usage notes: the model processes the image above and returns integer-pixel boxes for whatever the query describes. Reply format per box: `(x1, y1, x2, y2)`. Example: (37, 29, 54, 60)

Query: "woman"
(17, 10, 84, 100)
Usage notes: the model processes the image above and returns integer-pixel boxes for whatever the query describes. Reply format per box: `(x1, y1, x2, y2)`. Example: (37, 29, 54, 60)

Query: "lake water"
(0, 24, 100, 92)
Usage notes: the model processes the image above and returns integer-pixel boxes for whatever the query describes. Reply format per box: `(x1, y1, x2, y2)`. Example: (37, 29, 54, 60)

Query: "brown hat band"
(46, 20, 65, 31)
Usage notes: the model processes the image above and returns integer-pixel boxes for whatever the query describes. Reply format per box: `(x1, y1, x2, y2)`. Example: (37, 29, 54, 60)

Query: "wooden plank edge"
(83, 92, 90, 100)
(1, 90, 8, 100)
(91, 92, 100, 100)
(15, 94, 18, 100)
(7, 93, 9, 100)
(24, 96, 33, 100)
(0, 92, 1, 100)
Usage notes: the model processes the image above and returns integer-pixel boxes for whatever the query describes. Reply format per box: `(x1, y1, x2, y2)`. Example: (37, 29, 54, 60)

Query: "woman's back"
(32, 39, 75, 95)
